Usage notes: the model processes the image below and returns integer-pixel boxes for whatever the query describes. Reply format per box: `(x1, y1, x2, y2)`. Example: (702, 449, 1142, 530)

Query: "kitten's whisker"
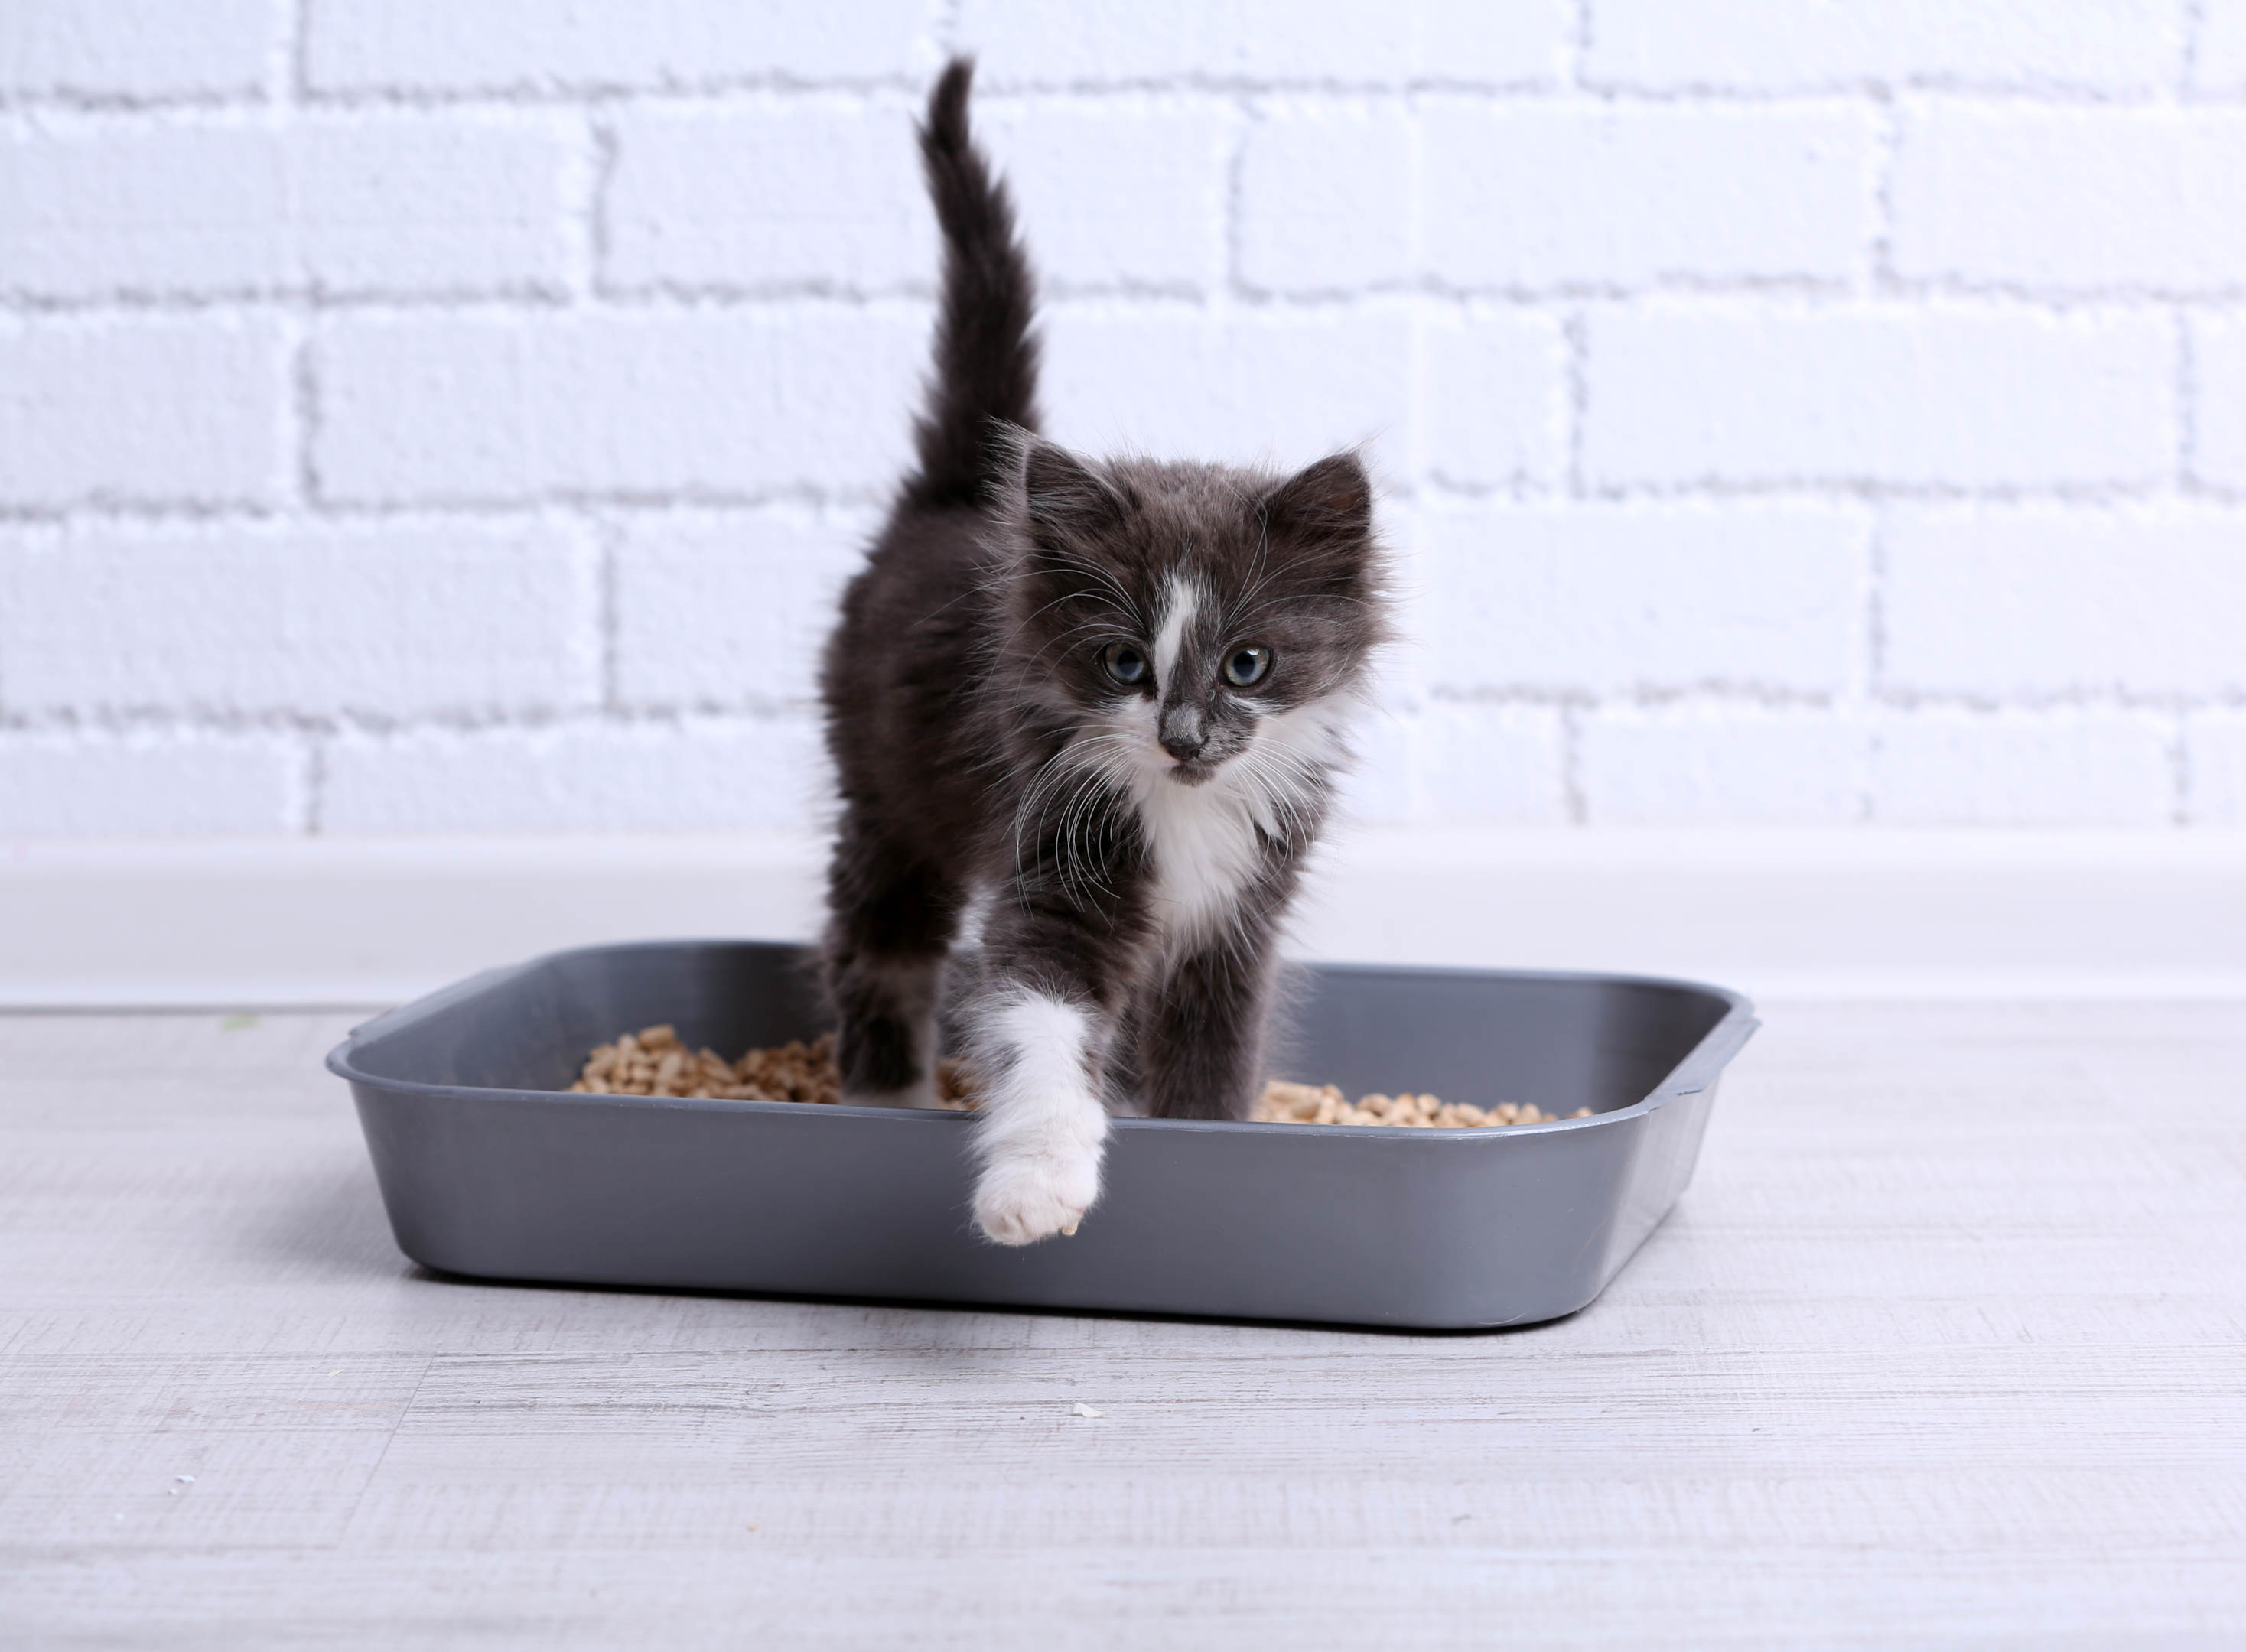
(1004, 545, 1147, 636)
(1047, 550, 1148, 629)
(1015, 730, 1139, 909)
(1226, 517, 1284, 631)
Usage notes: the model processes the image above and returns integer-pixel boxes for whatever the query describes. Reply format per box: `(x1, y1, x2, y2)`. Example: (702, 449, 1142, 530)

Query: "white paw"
(972, 1147, 1099, 1246)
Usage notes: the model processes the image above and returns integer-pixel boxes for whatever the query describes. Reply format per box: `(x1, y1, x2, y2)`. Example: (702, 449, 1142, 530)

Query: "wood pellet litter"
(568, 1025, 976, 1107)
(571, 1024, 1591, 1128)
(1251, 1080, 1592, 1129)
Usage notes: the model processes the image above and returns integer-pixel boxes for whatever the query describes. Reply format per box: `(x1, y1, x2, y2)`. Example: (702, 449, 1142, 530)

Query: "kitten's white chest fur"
(1131, 760, 1267, 948)
(1112, 571, 1350, 953)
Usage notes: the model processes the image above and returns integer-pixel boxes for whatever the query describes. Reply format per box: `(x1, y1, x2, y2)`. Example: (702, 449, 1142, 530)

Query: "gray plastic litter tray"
(328, 941, 1756, 1331)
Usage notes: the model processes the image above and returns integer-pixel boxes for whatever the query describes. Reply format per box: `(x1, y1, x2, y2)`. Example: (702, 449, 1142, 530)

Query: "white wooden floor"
(2, 1003, 2242, 1649)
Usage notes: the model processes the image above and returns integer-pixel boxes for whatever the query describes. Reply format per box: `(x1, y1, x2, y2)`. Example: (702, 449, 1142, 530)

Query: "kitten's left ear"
(1261, 454, 1376, 603)
(1261, 453, 1372, 548)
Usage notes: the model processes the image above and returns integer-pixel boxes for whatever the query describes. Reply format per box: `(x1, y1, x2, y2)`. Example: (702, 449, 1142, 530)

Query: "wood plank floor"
(2, 1001, 2242, 1649)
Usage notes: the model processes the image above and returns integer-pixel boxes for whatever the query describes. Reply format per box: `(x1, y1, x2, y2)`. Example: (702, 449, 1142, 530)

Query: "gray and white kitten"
(819, 58, 1391, 1245)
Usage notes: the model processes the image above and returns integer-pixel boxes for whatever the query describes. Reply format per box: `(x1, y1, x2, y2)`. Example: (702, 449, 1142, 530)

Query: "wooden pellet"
(569, 1026, 1594, 1128)
(1248, 1079, 1591, 1127)
(569, 1028, 979, 1109)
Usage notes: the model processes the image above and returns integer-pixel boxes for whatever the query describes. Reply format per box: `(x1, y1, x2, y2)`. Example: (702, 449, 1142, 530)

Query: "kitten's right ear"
(1014, 436, 1128, 548)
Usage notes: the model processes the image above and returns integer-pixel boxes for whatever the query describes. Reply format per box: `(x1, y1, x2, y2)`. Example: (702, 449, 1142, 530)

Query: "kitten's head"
(997, 436, 1391, 794)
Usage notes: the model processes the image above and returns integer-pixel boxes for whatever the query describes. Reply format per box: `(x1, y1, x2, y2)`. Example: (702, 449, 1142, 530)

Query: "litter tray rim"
(324, 938, 1760, 1141)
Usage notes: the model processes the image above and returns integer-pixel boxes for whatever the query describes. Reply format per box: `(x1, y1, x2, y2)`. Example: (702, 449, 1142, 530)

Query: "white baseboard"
(5, 828, 2246, 1008)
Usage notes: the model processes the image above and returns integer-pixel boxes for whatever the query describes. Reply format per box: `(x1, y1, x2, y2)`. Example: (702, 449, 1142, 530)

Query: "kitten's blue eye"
(1102, 642, 1148, 686)
(1222, 646, 1272, 688)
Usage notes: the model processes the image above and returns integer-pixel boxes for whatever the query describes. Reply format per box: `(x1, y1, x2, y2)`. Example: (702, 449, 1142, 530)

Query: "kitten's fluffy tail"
(903, 58, 1040, 512)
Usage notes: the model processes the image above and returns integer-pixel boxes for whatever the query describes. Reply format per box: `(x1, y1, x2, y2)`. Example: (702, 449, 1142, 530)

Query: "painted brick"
(1418, 102, 1877, 289)
(606, 96, 1232, 298)
(1584, 0, 2184, 93)
(0, 0, 272, 102)
(313, 310, 926, 503)
(0, 733, 299, 836)
(2194, 0, 2246, 93)
(1412, 701, 1570, 825)
(1893, 105, 2246, 292)
(1423, 502, 1869, 695)
(959, 0, 1571, 86)
(1584, 303, 2173, 489)
(1413, 307, 1568, 489)
(2184, 713, 2246, 823)
(321, 718, 825, 834)
(0, 125, 282, 297)
(1038, 306, 1410, 472)
(1580, 707, 1868, 825)
(1885, 506, 2246, 698)
(978, 96, 1232, 293)
(1237, 101, 1414, 291)
(0, 116, 575, 301)
(612, 509, 871, 710)
(1327, 698, 1421, 827)
(1358, 517, 1444, 704)
(6, 3, 2241, 846)
(605, 100, 932, 294)
(304, 0, 937, 94)
(1871, 710, 2174, 825)
(0, 520, 599, 718)
(2195, 313, 2246, 491)
(0, 317, 285, 507)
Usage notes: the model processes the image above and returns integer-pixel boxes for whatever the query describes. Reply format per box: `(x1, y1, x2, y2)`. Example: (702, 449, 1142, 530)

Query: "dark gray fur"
(819, 60, 1390, 1182)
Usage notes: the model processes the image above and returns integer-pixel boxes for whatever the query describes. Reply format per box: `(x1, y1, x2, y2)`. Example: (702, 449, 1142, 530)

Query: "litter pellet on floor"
(571, 1025, 1592, 1128)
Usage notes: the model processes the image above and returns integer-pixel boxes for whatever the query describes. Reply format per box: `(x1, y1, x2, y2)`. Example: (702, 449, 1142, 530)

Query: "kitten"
(819, 58, 1390, 1245)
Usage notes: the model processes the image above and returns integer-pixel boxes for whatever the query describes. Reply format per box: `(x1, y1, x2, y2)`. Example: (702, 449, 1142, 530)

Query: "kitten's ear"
(1261, 453, 1372, 548)
(1017, 437, 1128, 548)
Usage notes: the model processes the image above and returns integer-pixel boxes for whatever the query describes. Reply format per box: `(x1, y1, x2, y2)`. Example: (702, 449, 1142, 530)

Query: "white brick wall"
(1883, 507, 2246, 698)
(2, 0, 2240, 840)
(1870, 709, 2176, 826)
(2186, 711, 2246, 821)
(1418, 102, 1879, 289)
(2196, 314, 2246, 489)
(604, 101, 934, 295)
(2203, 0, 2246, 93)
(1037, 305, 1414, 463)
(0, 519, 601, 719)
(0, 732, 299, 836)
(0, 1, 274, 105)
(302, 1, 939, 96)
(1414, 307, 1568, 489)
(610, 509, 871, 711)
(321, 720, 824, 834)
(1421, 503, 1868, 698)
(311, 311, 927, 502)
(1580, 706, 1867, 826)
(1583, 0, 2185, 93)
(955, 0, 1571, 87)
(1892, 105, 2246, 291)
(0, 115, 578, 301)
(1585, 304, 2173, 489)
(0, 317, 288, 507)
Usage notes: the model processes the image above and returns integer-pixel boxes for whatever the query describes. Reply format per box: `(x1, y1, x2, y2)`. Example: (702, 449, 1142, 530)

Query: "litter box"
(327, 940, 1756, 1331)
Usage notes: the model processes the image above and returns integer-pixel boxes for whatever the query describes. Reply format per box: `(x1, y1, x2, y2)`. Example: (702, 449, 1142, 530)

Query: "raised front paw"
(972, 1147, 1099, 1246)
